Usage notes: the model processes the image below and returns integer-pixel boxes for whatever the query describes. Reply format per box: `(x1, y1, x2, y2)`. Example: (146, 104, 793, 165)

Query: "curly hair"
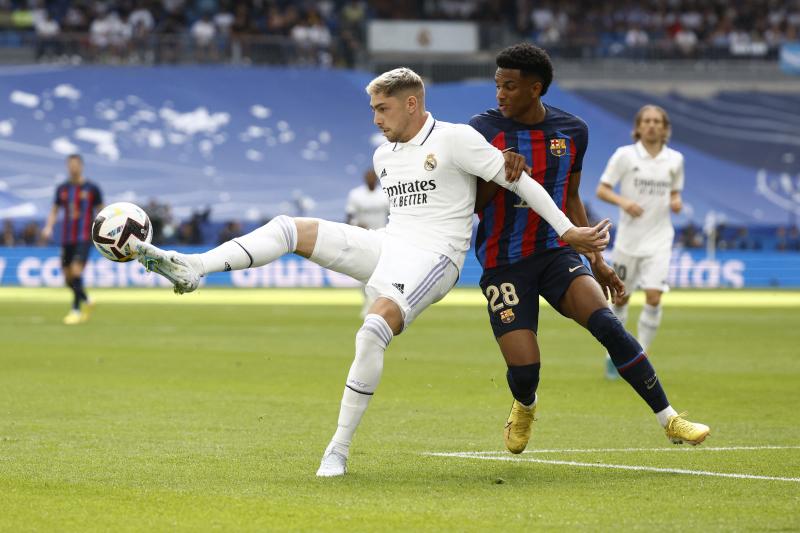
(496, 43, 554, 96)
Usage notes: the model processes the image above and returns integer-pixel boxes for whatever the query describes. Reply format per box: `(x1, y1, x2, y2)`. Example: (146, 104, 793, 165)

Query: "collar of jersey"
(393, 112, 436, 151)
(635, 140, 668, 160)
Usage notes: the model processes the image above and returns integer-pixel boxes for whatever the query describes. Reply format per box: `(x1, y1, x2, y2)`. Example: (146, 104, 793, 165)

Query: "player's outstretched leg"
(136, 214, 299, 294)
(317, 313, 394, 477)
(504, 362, 540, 454)
(586, 307, 710, 444)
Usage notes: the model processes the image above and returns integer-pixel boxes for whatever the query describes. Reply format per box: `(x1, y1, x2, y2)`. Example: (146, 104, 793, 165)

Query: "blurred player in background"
(346, 168, 390, 316)
(41, 154, 104, 325)
(137, 67, 609, 477)
(596, 105, 684, 379)
(470, 43, 707, 454)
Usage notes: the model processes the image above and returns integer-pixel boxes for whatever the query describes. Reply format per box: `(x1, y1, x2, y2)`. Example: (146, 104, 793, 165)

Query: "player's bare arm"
(490, 168, 610, 254)
(41, 204, 59, 243)
(474, 150, 528, 213)
(567, 171, 624, 300)
(596, 182, 644, 217)
(670, 190, 683, 213)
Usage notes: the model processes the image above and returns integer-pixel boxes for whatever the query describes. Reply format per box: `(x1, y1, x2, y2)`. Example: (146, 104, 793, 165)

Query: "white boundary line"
(438, 445, 800, 456)
(424, 446, 800, 483)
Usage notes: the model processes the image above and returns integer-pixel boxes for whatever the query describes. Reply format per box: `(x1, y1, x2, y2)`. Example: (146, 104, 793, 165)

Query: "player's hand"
(623, 199, 644, 217)
(670, 196, 682, 213)
(562, 219, 611, 254)
(591, 257, 625, 301)
(41, 226, 52, 243)
(502, 150, 531, 183)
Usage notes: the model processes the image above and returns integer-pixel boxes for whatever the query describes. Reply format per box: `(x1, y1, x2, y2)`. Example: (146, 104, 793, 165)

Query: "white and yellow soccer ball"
(91, 202, 153, 262)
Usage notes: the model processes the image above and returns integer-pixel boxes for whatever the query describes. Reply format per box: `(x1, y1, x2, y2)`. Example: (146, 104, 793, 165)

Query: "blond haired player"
(597, 105, 685, 378)
(137, 68, 610, 477)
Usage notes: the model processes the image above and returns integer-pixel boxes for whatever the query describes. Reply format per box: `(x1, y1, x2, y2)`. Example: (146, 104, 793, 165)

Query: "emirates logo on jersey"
(550, 138, 567, 157)
(424, 153, 437, 171)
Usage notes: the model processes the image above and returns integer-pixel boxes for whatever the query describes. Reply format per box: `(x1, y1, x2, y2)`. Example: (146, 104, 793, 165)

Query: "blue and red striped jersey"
(54, 181, 103, 245)
(470, 105, 588, 269)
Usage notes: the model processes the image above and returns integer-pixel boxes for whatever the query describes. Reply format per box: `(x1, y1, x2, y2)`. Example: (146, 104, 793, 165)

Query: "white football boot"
(316, 443, 348, 477)
(136, 242, 202, 294)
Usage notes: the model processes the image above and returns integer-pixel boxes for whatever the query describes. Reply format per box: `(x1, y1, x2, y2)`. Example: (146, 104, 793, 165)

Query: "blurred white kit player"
(597, 105, 684, 376)
(345, 169, 389, 231)
(345, 169, 390, 317)
(137, 68, 608, 477)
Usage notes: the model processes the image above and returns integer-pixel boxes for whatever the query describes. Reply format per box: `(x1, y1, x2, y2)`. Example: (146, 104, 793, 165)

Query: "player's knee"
(645, 292, 662, 307)
(506, 363, 540, 405)
(290, 216, 316, 256)
(356, 313, 394, 351)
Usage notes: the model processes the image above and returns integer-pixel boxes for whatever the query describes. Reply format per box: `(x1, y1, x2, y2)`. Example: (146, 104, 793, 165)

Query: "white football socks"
(330, 314, 394, 452)
(656, 405, 678, 428)
(637, 303, 663, 352)
(196, 215, 297, 275)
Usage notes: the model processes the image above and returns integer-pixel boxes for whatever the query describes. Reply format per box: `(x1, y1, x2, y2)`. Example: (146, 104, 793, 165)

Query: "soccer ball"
(92, 202, 153, 262)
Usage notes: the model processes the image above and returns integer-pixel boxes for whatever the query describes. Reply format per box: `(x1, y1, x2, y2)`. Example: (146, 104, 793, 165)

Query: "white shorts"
(311, 220, 459, 328)
(611, 247, 671, 296)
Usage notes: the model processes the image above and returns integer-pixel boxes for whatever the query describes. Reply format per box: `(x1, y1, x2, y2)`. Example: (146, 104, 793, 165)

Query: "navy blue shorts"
(61, 242, 92, 267)
(479, 247, 593, 337)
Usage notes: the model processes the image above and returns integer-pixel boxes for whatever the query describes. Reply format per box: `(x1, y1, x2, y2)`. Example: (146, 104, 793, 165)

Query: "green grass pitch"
(1, 288, 799, 531)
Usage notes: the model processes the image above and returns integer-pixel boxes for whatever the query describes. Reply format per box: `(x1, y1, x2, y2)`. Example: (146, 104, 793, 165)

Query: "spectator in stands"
(790, 226, 800, 251)
(291, 9, 332, 66)
(156, 13, 183, 64)
(1, 219, 14, 246)
(129, 0, 155, 63)
(21, 221, 39, 246)
(213, 0, 234, 55)
(230, 2, 257, 63)
(34, 9, 60, 61)
(680, 222, 704, 249)
(146, 198, 175, 245)
(191, 12, 217, 62)
(217, 220, 242, 245)
(778, 225, 800, 251)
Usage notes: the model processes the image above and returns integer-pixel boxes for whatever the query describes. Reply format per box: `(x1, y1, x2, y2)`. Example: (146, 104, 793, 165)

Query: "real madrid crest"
(549, 138, 567, 157)
(424, 153, 437, 171)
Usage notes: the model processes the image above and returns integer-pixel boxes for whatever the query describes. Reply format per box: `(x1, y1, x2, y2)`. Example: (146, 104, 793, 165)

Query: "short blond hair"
(366, 67, 425, 99)
(632, 104, 671, 144)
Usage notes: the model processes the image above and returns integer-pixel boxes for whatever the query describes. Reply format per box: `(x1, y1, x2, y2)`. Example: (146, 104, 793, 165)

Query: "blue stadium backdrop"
(2, 247, 799, 288)
(1, 66, 798, 287)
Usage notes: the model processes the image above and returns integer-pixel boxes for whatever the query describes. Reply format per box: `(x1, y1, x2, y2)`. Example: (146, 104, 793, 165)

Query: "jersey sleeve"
(53, 184, 64, 207)
(345, 189, 357, 215)
(450, 124, 505, 182)
(571, 119, 589, 172)
(599, 147, 627, 187)
(92, 183, 103, 206)
(671, 152, 685, 191)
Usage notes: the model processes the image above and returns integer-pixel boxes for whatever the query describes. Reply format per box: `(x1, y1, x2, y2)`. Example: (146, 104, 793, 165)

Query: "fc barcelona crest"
(424, 153, 437, 171)
(549, 138, 567, 157)
(499, 308, 516, 324)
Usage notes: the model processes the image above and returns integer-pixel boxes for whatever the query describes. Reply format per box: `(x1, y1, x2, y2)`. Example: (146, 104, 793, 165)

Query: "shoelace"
(509, 404, 534, 436)
(668, 412, 694, 435)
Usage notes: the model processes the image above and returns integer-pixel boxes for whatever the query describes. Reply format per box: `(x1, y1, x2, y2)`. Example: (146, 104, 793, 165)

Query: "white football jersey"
(345, 184, 389, 230)
(600, 141, 684, 257)
(373, 113, 505, 271)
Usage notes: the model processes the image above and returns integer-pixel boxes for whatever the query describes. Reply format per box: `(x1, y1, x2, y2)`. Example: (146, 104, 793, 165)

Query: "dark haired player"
(42, 154, 103, 325)
(470, 43, 709, 452)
